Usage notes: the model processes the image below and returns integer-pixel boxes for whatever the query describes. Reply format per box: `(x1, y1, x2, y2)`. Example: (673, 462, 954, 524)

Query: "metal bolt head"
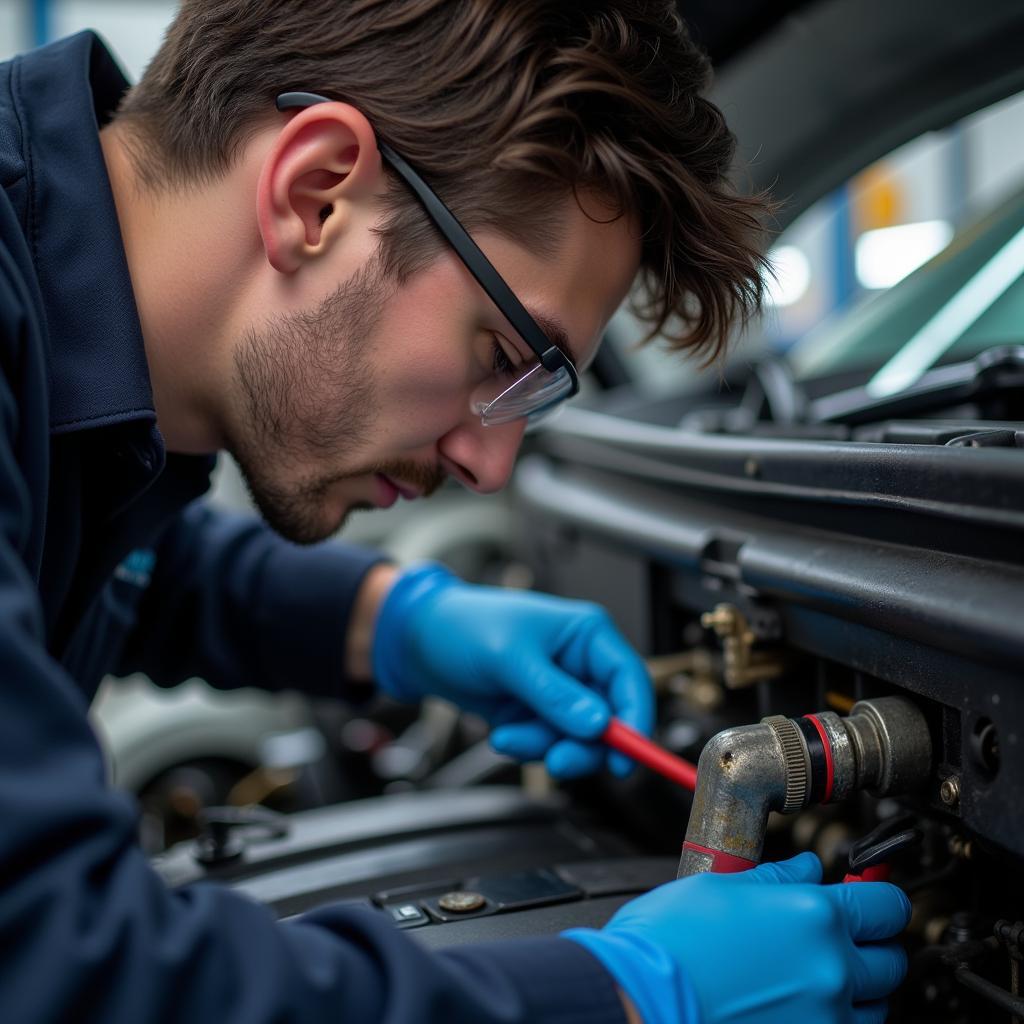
(438, 891, 486, 914)
(701, 604, 739, 637)
(940, 776, 961, 807)
(948, 834, 973, 859)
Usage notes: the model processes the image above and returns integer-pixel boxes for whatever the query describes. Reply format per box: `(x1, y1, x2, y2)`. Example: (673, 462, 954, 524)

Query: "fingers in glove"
(744, 852, 823, 886)
(545, 738, 604, 779)
(828, 882, 912, 942)
(849, 943, 908, 1003)
(586, 630, 655, 736)
(490, 721, 634, 778)
(608, 750, 634, 778)
(560, 619, 654, 741)
(490, 721, 558, 761)
(500, 657, 610, 740)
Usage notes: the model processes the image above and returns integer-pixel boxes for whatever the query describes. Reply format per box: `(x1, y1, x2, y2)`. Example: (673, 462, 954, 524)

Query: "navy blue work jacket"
(0, 31, 624, 1024)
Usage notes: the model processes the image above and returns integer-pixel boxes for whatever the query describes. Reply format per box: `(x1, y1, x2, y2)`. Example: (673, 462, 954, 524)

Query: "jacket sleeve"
(0, 297, 627, 1024)
(0, 606, 628, 1024)
(117, 500, 389, 699)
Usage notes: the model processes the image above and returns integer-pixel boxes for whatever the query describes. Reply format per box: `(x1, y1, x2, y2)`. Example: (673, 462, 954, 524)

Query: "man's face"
(224, 192, 641, 544)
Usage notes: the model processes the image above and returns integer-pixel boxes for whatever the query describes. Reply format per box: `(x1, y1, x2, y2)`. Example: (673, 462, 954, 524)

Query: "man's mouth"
(391, 479, 422, 500)
(374, 474, 399, 508)
(375, 473, 420, 505)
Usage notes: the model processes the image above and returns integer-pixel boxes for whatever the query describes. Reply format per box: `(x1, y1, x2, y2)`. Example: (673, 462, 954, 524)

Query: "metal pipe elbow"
(678, 722, 789, 874)
(677, 697, 932, 877)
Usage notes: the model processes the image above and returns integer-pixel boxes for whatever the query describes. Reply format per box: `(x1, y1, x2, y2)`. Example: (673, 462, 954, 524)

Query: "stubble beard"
(228, 262, 389, 544)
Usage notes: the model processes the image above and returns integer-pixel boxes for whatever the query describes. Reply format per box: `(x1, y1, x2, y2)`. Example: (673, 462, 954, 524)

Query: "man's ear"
(256, 101, 383, 274)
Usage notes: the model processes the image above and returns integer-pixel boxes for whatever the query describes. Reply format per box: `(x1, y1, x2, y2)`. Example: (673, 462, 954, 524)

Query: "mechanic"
(0, 3, 910, 1023)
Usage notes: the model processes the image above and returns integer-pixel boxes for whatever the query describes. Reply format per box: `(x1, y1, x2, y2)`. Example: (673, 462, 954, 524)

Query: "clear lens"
(474, 362, 575, 426)
(523, 403, 565, 433)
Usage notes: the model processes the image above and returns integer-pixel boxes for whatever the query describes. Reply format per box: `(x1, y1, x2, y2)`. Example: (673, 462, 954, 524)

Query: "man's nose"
(437, 417, 528, 493)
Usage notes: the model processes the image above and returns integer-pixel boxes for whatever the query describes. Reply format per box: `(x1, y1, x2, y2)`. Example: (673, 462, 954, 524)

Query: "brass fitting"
(701, 603, 788, 689)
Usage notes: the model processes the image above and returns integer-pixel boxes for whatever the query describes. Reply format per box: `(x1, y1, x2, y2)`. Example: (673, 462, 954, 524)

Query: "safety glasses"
(275, 92, 580, 426)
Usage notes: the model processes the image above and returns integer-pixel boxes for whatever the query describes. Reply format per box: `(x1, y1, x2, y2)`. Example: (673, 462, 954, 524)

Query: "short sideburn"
(116, 0, 774, 363)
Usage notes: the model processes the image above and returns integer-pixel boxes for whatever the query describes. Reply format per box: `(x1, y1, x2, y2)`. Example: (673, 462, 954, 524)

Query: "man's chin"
(247, 487, 367, 546)
(231, 449, 385, 544)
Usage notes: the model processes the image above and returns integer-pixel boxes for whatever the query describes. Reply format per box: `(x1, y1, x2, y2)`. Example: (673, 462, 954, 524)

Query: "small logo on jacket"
(114, 548, 156, 588)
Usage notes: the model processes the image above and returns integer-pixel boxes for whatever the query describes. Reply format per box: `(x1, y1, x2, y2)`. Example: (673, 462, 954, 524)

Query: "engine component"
(677, 696, 932, 876)
(700, 602, 789, 689)
(842, 815, 922, 882)
(194, 805, 290, 866)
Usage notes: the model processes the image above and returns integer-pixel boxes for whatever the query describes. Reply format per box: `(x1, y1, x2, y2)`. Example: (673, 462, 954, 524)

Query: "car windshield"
(788, 185, 1024, 394)
(605, 86, 1024, 403)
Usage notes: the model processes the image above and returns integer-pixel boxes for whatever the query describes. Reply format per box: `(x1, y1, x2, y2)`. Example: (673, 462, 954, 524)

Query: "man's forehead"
(484, 204, 640, 370)
(534, 200, 641, 367)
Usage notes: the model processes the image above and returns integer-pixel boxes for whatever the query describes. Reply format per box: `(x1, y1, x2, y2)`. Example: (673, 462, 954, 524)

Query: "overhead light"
(855, 220, 954, 290)
(765, 245, 811, 307)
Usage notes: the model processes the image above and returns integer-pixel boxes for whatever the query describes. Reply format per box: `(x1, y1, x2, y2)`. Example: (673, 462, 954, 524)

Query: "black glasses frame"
(275, 92, 579, 400)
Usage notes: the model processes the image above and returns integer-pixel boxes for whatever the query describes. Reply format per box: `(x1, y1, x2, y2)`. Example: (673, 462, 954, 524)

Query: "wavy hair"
(117, 0, 773, 361)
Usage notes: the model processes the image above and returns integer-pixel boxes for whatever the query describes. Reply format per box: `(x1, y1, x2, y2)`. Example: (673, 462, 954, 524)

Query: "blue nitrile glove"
(564, 852, 911, 1024)
(372, 562, 654, 778)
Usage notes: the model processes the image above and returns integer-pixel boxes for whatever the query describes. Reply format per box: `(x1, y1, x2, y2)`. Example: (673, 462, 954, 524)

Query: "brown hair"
(116, 0, 773, 362)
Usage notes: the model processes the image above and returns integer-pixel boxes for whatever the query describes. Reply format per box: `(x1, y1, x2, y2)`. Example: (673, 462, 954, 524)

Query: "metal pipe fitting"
(677, 696, 932, 877)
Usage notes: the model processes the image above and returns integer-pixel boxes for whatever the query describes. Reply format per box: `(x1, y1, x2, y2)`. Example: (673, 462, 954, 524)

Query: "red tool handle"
(601, 718, 698, 791)
(843, 864, 891, 883)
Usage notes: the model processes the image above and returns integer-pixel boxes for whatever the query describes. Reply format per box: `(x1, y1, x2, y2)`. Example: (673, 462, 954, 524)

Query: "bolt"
(947, 911, 979, 944)
(996, 920, 1024, 961)
(940, 776, 961, 808)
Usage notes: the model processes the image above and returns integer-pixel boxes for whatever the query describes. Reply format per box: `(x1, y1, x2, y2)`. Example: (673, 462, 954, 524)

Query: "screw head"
(940, 776, 961, 807)
(438, 891, 487, 914)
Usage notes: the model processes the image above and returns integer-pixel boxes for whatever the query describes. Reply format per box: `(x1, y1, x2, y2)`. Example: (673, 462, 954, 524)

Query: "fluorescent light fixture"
(765, 245, 811, 307)
(855, 220, 954, 291)
(867, 222, 1024, 397)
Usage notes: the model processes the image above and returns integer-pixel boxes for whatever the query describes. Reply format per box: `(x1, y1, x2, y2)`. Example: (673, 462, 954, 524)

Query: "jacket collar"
(16, 31, 156, 435)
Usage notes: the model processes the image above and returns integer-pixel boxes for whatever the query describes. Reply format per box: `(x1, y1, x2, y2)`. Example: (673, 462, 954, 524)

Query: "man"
(0, 2, 910, 1022)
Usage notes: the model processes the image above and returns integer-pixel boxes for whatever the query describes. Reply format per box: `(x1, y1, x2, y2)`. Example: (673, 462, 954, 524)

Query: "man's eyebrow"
(527, 307, 576, 366)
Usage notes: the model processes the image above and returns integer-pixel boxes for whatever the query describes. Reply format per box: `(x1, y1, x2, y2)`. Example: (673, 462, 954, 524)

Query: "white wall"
(53, 0, 175, 80)
(0, 1, 175, 76)
(967, 90, 1024, 212)
(0, 0, 29, 61)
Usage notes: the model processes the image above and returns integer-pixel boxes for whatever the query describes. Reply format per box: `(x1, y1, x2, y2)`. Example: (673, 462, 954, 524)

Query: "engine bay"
(154, 382, 1023, 1021)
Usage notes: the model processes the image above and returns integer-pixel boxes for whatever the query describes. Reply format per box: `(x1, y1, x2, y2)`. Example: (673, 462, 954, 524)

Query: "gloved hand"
(372, 562, 654, 778)
(564, 852, 911, 1024)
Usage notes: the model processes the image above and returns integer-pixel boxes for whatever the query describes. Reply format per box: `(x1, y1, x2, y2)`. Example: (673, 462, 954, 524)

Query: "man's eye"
(491, 336, 520, 377)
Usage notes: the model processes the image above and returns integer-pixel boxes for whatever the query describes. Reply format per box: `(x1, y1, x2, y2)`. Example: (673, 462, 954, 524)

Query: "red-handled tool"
(602, 718, 698, 791)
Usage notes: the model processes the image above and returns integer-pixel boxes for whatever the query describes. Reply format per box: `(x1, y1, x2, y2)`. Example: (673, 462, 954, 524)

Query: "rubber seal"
(802, 714, 835, 803)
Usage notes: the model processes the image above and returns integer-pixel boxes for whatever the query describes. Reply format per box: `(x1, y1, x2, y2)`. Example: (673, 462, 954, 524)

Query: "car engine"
(152, 357, 1022, 1023)
(510, 361, 1024, 1023)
